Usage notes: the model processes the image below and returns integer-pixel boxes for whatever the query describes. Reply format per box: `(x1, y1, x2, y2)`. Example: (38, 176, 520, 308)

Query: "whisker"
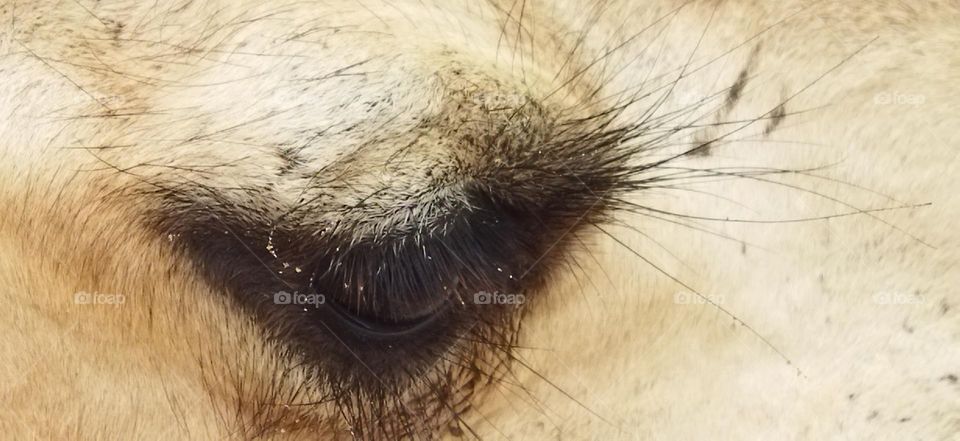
(591, 223, 805, 378)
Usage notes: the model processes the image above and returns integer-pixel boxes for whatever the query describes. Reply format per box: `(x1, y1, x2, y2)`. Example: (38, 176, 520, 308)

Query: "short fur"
(1, 0, 958, 439)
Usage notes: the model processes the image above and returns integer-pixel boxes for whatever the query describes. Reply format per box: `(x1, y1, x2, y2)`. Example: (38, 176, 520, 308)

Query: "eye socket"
(159, 180, 589, 378)
(325, 292, 449, 338)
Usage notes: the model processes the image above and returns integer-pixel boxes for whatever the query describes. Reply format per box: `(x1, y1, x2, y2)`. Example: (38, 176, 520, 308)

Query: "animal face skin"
(1, 0, 957, 439)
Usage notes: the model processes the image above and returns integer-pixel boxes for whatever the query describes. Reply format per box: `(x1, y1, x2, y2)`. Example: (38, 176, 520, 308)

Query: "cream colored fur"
(0, 0, 957, 439)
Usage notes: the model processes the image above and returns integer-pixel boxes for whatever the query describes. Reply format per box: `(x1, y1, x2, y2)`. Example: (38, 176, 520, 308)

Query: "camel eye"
(146, 75, 640, 437)
(301, 237, 476, 334)
(325, 295, 446, 337)
(265, 196, 541, 361)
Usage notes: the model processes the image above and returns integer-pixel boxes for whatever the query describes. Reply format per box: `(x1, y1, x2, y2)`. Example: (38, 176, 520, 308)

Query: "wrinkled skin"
(1, 1, 958, 439)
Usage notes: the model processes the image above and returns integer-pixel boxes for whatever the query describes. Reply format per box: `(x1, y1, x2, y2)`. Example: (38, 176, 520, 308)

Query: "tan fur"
(1, 0, 957, 439)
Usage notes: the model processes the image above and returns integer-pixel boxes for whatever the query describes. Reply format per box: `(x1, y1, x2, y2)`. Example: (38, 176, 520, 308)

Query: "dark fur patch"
(726, 68, 749, 110)
(276, 145, 307, 176)
(765, 102, 786, 135)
